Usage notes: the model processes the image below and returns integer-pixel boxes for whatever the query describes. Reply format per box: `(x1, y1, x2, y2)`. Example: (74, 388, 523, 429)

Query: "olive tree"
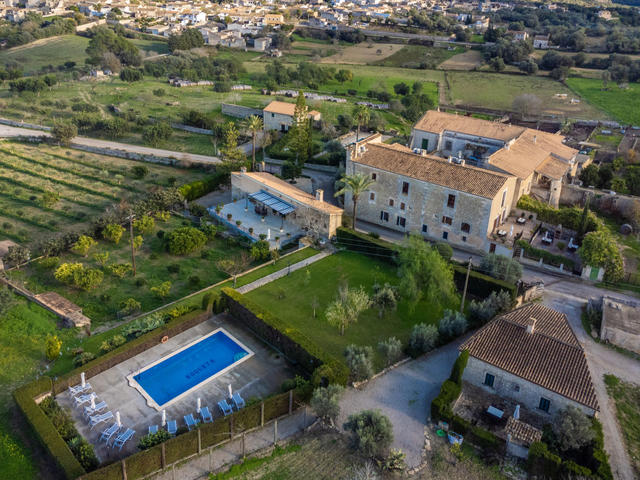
(310, 384, 345, 427)
(343, 410, 393, 459)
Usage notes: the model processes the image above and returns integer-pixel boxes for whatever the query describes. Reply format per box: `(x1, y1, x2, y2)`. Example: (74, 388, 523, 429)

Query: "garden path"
(235, 250, 333, 294)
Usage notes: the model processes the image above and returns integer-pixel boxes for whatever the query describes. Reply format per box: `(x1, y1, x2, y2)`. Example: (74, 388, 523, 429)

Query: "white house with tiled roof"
(460, 303, 599, 417)
(345, 134, 517, 254)
(262, 100, 321, 132)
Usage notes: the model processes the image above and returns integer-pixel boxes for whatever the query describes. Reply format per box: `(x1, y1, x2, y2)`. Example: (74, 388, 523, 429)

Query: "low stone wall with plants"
(222, 287, 349, 386)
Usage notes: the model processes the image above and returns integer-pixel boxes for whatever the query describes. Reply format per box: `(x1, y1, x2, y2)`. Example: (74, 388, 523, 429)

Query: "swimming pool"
(128, 329, 254, 410)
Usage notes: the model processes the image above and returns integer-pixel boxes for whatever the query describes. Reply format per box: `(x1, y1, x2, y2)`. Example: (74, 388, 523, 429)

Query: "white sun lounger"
(84, 401, 108, 418)
(73, 393, 95, 408)
(99, 423, 120, 443)
(112, 428, 135, 451)
(69, 383, 92, 396)
(90, 411, 114, 430)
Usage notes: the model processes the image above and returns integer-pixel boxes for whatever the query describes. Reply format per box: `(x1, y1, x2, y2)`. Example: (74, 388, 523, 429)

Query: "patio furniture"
(497, 229, 507, 237)
(69, 383, 91, 397)
(89, 411, 114, 430)
(148, 425, 158, 435)
(218, 400, 233, 416)
(487, 406, 504, 419)
(167, 420, 177, 436)
(83, 401, 107, 418)
(568, 237, 578, 251)
(200, 406, 213, 423)
(99, 423, 120, 444)
(232, 392, 245, 410)
(516, 217, 526, 224)
(112, 428, 135, 451)
(184, 414, 200, 431)
(447, 431, 464, 445)
(73, 393, 95, 408)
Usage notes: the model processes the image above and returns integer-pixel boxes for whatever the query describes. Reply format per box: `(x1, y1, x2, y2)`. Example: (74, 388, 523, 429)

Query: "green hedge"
(222, 287, 349, 385)
(516, 239, 576, 270)
(165, 430, 198, 464)
(449, 350, 468, 385)
(517, 195, 601, 233)
(201, 417, 231, 448)
(53, 310, 209, 395)
(80, 461, 122, 480)
(13, 377, 86, 480)
(430, 380, 461, 422)
(452, 265, 517, 300)
(125, 445, 163, 480)
(179, 172, 229, 201)
(335, 227, 397, 264)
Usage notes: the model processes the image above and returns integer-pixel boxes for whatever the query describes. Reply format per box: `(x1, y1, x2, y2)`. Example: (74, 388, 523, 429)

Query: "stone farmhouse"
(460, 303, 599, 418)
(409, 111, 578, 208)
(262, 101, 322, 132)
(346, 136, 517, 255)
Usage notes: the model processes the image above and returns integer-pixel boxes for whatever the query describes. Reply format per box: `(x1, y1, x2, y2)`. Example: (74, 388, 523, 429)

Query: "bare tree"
(512, 93, 542, 120)
(216, 251, 251, 287)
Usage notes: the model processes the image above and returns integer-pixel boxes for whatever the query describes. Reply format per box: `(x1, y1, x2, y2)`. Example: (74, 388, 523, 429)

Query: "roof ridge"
(498, 317, 583, 350)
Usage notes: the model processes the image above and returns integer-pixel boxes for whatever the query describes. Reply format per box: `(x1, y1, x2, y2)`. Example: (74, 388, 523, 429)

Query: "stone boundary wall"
(171, 123, 213, 135)
(0, 118, 50, 131)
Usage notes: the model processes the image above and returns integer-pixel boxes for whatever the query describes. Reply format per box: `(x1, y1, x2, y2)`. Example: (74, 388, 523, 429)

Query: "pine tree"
(287, 92, 312, 177)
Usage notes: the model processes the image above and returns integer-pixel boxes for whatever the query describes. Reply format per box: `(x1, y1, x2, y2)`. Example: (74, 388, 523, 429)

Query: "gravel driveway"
(337, 338, 465, 468)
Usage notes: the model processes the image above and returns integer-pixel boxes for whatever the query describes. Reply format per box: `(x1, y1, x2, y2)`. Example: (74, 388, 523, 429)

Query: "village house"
(263, 12, 284, 24)
(345, 135, 517, 255)
(262, 100, 321, 132)
(459, 303, 599, 418)
(409, 111, 578, 207)
(533, 34, 550, 49)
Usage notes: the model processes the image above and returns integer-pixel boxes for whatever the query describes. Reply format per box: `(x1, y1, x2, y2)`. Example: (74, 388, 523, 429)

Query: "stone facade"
(410, 128, 505, 159)
(263, 110, 295, 132)
(462, 357, 597, 418)
(345, 157, 517, 254)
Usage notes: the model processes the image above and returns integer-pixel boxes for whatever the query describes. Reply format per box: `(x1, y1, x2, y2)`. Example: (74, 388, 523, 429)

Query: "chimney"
(526, 317, 536, 334)
(315, 189, 324, 202)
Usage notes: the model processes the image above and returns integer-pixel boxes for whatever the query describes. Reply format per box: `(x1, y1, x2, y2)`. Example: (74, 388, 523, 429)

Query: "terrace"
(57, 314, 293, 461)
(209, 198, 304, 249)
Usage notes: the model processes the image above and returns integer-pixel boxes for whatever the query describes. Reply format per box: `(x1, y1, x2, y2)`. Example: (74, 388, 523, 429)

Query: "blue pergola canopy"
(249, 190, 296, 215)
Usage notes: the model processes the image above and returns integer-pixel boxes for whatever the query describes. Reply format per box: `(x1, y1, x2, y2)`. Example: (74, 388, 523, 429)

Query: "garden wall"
(221, 104, 263, 119)
(222, 287, 349, 385)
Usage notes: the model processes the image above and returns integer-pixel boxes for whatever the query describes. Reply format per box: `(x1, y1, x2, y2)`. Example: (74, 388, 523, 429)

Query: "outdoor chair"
(218, 399, 233, 416)
(89, 411, 114, 430)
(112, 428, 135, 451)
(200, 406, 213, 423)
(184, 413, 200, 431)
(148, 425, 158, 435)
(167, 420, 177, 435)
(73, 393, 95, 408)
(83, 400, 107, 418)
(99, 423, 120, 444)
(232, 392, 245, 410)
(69, 383, 92, 397)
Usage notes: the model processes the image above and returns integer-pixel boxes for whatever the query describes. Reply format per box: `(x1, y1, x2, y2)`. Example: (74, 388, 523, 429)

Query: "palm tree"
(335, 173, 376, 229)
(245, 115, 263, 171)
(353, 104, 370, 142)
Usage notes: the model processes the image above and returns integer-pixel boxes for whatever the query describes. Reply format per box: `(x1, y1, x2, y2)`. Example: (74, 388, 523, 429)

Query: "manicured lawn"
(566, 77, 640, 125)
(0, 141, 210, 247)
(372, 45, 465, 69)
(0, 293, 76, 479)
(604, 375, 640, 476)
(447, 71, 608, 119)
(244, 251, 456, 369)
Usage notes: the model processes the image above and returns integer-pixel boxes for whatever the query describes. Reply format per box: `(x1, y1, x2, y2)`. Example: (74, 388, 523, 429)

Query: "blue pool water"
(133, 331, 250, 407)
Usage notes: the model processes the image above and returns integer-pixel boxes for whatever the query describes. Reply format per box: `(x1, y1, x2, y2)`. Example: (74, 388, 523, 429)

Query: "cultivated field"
(0, 35, 169, 75)
(320, 42, 404, 64)
(372, 45, 465, 69)
(0, 141, 210, 246)
(566, 77, 640, 125)
(446, 71, 609, 119)
(439, 49, 484, 70)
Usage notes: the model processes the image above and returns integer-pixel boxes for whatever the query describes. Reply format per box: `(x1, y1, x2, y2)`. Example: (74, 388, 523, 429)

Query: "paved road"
(542, 281, 639, 480)
(337, 338, 465, 469)
(0, 123, 222, 165)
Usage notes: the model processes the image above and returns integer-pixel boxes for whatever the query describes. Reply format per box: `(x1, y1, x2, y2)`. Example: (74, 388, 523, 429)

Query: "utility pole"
(129, 212, 136, 277)
(460, 256, 473, 313)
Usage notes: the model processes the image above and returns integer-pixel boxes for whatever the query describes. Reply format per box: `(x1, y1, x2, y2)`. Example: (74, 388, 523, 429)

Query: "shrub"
(438, 310, 467, 340)
(167, 305, 193, 319)
(100, 334, 126, 353)
(108, 263, 132, 278)
(103, 223, 125, 244)
(133, 215, 155, 236)
(138, 430, 171, 450)
(74, 352, 96, 367)
(344, 344, 374, 382)
(71, 235, 97, 257)
(430, 380, 461, 421)
(119, 298, 141, 316)
(408, 323, 438, 357)
(131, 165, 149, 179)
(150, 281, 172, 298)
(310, 384, 344, 426)
(167, 227, 207, 255)
(479, 253, 522, 284)
(167, 263, 181, 274)
(377, 337, 403, 367)
(449, 350, 469, 385)
(46, 335, 62, 361)
(122, 312, 166, 338)
(250, 240, 271, 261)
(554, 406, 595, 452)
(435, 241, 453, 260)
(343, 410, 394, 459)
(467, 290, 513, 327)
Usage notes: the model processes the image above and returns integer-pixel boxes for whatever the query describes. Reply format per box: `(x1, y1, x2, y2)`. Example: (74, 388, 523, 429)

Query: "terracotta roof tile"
(263, 100, 320, 117)
(460, 303, 599, 411)
(505, 417, 543, 446)
(413, 110, 525, 142)
(352, 143, 510, 199)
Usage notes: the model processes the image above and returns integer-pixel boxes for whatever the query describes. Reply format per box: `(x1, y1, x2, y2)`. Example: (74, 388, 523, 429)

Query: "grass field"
(446, 71, 608, 119)
(0, 141, 209, 247)
(439, 49, 484, 71)
(244, 251, 455, 370)
(372, 45, 465, 69)
(604, 375, 640, 477)
(0, 293, 76, 480)
(8, 215, 248, 324)
(0, 35, 168, 75)
(320, 42, 404, 65)
(566, 77, 640, 125)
